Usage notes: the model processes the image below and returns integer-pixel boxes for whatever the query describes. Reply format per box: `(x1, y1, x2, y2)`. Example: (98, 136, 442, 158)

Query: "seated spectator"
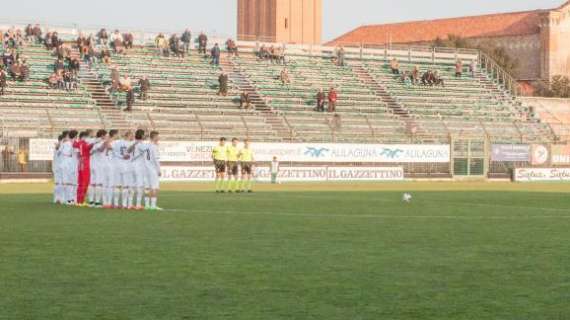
(2, 51, 14, 69)
(0, 68, 7, 95)
(198, 32, 208, 55)
(421, 70, 432, 86)
(280, 67, 291, 86)
(433, 70, 445, 87)
(110, 66, 120, 93)
(315, 88, 326, 112)
(328, 87, 338, 112)
(119, 75, 133, 92)
(54, 58, 65, 73)
(97, 28, 108, 45)
(257, 44, 268, 60)
(138, 76, 150, 100)
(109, 30, 123, 52)
(123, 33, 134, 49)
(169, 34, 184, 58)
(226, 38, 238, 57)
(336, 47, 345, 67)
(211, 43, 220, 65)
(25, 24, 33, 41)
(181, 29, 192, 53)
(32, 24, 42, 44)
(276, 46, 286, 65)
(48, 70, 64, 89)
(268, 45, 276, 63)
(240, 92, 252, 110)
(390, 58, 400, 74)
(218, 72, 228, 96)
(455, 59, 463, 78)
(100, 47, 111, 64)
(63, 71, 72, 90)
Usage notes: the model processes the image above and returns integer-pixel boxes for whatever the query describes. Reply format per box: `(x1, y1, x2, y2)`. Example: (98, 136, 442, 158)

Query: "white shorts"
(145, 170, 160, 190)
(134, 166, 146, 188)
(102, 164, 116, 188)
(91, 164, 104, 186)
(53, 168, 63, 184)
(119, 170, 135, 188)
(62, 162, 76, 184)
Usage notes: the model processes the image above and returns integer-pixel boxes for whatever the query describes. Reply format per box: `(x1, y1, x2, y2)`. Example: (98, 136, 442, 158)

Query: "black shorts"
(214, 160, 226, 173)
(227, 162, 239, 176)
(241, 162, 253, 175)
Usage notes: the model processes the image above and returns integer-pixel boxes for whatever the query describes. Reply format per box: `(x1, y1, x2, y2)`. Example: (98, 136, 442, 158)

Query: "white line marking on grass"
(162, 208, 570, 220)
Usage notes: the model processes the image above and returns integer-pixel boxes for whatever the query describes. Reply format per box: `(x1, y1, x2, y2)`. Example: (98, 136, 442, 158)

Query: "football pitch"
(2, 182, 570, 319)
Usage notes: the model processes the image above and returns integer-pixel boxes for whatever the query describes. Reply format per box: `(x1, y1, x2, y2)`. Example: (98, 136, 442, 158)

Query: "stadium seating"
(90, 45, 282, 141)
(0, 43, 101, 137)
(0, 35, 556, 144)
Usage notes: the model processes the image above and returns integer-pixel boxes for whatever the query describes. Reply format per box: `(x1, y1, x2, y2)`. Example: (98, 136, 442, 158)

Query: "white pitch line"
(162, 208, 570, 220)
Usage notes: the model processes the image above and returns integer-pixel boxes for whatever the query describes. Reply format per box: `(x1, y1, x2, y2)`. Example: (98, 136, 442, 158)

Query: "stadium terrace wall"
(3, 138, 570, 181)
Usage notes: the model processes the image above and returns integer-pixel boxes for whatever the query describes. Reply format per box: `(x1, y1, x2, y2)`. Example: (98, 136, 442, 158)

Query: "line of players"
(52, 128, 162, 210)
(212, 137, 256, 193)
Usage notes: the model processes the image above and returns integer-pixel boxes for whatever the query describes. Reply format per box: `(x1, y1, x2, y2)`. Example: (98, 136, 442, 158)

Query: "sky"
(1, 0, 564, 41)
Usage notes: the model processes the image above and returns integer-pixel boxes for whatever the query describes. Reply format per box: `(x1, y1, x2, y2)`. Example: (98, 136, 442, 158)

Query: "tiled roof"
(327, 10, 546, 46)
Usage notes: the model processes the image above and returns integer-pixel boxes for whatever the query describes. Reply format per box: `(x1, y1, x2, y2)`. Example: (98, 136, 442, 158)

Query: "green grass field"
(2, 182, 570, 320)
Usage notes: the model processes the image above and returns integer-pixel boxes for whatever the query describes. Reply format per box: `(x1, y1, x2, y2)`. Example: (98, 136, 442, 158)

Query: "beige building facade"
(238, 0, 322, 44)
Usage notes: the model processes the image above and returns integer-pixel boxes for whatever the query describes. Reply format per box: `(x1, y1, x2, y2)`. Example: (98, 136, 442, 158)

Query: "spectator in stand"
(110, 30, 124, 54)
(63, 70, 72, 90)
(330, 113, 342, 131)
(280, 67, 290, 86)
(54, 58, 65, 73)
(328, 87, 338, 112)
(240, 92, 252, 110)
(316, 88, 326, 112)
(257, 44, 268, 60)
(226, 38, 238, 57)
(469, 60, 477, 77)
(218, 72, 228, 96)
(44, 31, 53, 49)
(32, 25, 42, 44)
(97, 28, 109, 45)
(126, 88, 135, 111)
(138, 76, 150, 100)
(421, 70, 432, 86)
(2, 51, 14, 70)
(268, 45, 276, 64)
(411, 65, 419, 85)
(169, 34, 183, 58)
(0, 68, 7, 95)
(336, 47, 345, 66)
(100, 46, 111, 64)
(123, 33, 134, 49)
(110, 66, 120, 93)
(211, 43, 221, 65)
(51, 32, 60, 48)
(390, 58, 400, 74)
(433, 70, 445, 87)
(198, 32, 208, 55)
(455, 59, 463, 78)
(25, 24, 33, 41)
(155, 33, 168, 57)
(70, 57, 81, 75)
(402, 71, 412, 87)
(181, 29, 192, 54)
(48, 70, 63, 89)
(276, 46, 286, 65)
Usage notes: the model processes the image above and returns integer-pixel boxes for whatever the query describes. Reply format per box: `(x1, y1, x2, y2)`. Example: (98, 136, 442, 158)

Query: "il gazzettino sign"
(514, 168, 570, 182)
(161, 166, 405, 182)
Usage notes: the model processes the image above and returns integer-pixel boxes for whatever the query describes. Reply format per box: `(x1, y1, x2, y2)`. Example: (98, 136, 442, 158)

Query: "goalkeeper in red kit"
(76, 131, 94, 205)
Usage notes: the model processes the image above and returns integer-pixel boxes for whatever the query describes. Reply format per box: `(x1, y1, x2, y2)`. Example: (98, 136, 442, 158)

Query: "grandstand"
(0, 28, 557, 147)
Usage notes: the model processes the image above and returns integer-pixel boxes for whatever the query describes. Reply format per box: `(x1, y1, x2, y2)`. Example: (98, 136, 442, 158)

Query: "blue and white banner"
(159, 142, 450, 163)
(29, 139, 450, 163)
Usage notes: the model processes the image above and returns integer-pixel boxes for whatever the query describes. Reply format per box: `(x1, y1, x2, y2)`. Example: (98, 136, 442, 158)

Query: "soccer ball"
(402, 193, 412, 203)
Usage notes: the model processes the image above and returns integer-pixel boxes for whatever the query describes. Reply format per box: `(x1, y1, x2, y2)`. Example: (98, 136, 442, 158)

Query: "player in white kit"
(85, 129, 98, 206)
(89, 130, 108, 207)
(131, 129, 149, 210)
(144, 131, 161, 210)
(59, 130, 76, 205)
(111, 130, 137, 209)
(52, 133, 65, 204)
(103, 130, 120, 209)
